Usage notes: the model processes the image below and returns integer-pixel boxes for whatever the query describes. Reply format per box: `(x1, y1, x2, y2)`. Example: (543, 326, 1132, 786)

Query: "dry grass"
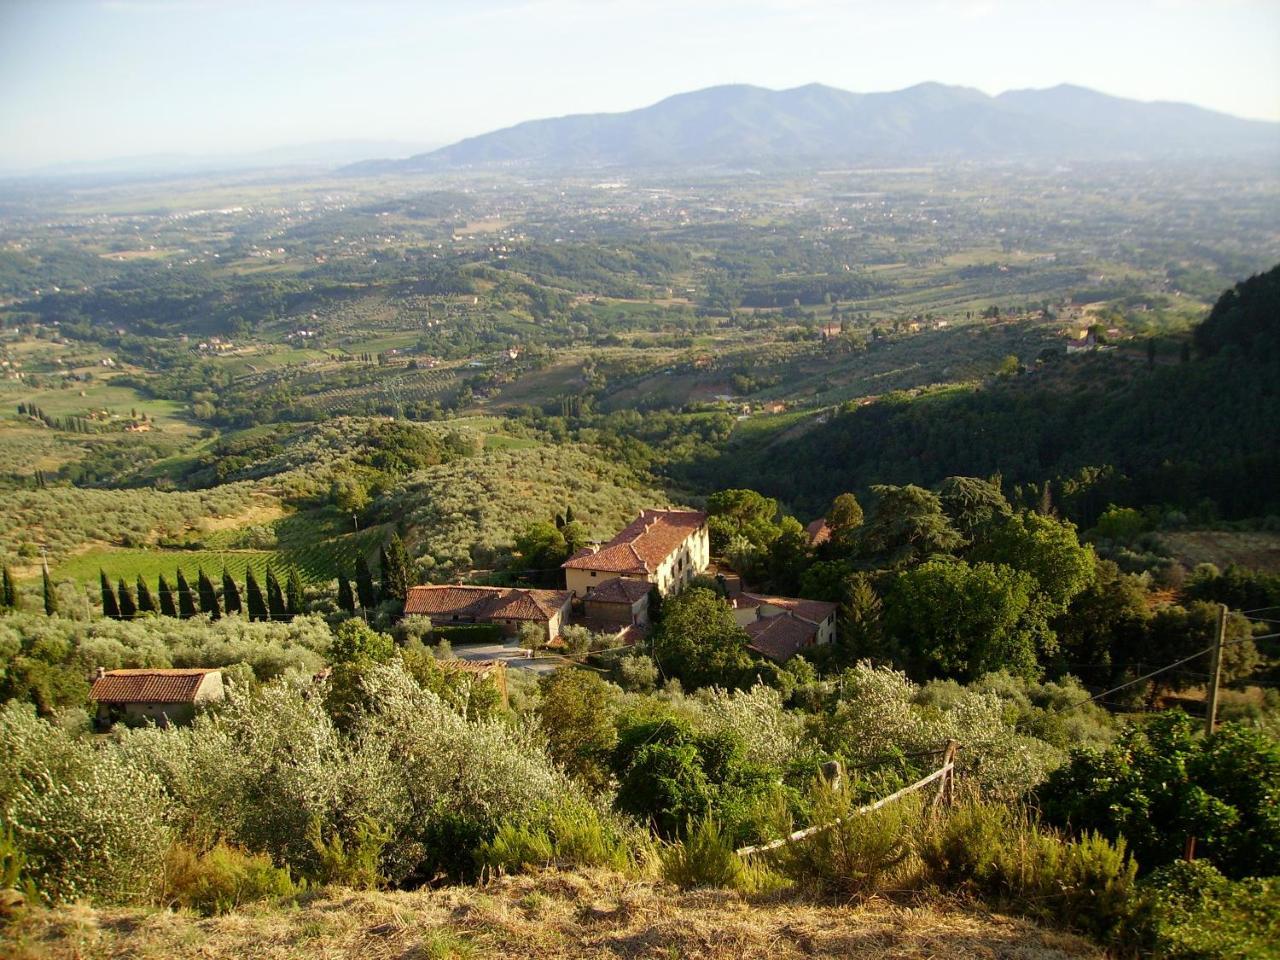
(2, 867, 1102, 959)
(1160, 530, 1280, 574)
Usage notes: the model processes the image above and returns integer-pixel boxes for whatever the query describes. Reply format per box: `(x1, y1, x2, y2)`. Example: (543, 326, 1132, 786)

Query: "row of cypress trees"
(100, 566, 305, 622)
(334, 533, 412, 614)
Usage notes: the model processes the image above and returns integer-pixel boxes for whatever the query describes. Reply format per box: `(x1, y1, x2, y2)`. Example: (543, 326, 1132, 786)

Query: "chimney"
(95, 666, 106, 679)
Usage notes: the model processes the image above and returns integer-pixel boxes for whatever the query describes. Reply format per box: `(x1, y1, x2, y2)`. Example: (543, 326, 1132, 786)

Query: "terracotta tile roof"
(744, 614, 819, 663)
(735, 593, 837, 624)
(563, 509, 706, 574)
(90, 668, 218, 704)
(806, 518, 831, 547)
(586, 577, 653, 605)
(404, 585, 571, 622)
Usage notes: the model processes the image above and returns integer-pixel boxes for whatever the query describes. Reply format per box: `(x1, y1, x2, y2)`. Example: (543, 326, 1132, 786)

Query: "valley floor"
(3, 867, 1101, 960)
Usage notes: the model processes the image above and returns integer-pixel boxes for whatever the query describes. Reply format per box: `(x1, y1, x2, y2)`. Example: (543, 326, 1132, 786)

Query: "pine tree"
(381, 533, 412, 606)
(354, 555, 377, 610)
(265, 569, 287, 622)
(101, 570, 121, 619)
(197, 568, 220, 620)
(157, 574, 177, 617)
(286, 568, 304, 618)
(136, 575, 157, 615)
(117, 578, 137, 620)
(222, 568, 243, 616)
(176, 570, 197, 619)
(245, 568, 267, 622)
(43, 566, 57, 616)
(1, 566, 16, 609)
(337, 575, 355, 614)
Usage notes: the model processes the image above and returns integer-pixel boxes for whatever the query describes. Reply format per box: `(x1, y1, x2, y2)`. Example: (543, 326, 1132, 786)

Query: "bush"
(661, 818, 744, 890)
(918, 800, 1139, 943)
(163, 843, 295, 915)
(0, 703, 172, 905)
(772, 784, 917, 898)
(431, 624, 504, 644)
(477, 822, 554, 875)
(306, 816, 389, 889)
(1141, 860, 1280, 960)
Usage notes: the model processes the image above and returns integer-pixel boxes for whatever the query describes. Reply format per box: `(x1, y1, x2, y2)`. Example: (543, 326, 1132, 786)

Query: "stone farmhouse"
(403, 585, 573, 644)
(731, 594, 838, 663)
(90, 667, 224, 730)
(562, 508, 709, 599)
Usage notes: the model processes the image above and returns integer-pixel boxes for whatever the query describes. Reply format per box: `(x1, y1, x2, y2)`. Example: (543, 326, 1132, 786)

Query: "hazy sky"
(1, 0, 1277, 168)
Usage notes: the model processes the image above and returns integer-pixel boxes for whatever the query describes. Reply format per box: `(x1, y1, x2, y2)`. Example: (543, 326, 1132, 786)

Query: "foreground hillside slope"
(4, 867, 1100, 960)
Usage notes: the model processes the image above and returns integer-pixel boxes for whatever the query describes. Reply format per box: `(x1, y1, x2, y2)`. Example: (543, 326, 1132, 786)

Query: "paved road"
(447, 638, 565, 675)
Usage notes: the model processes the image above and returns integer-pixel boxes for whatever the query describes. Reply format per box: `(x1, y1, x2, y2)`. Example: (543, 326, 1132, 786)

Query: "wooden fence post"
(941, 739, 959, 808)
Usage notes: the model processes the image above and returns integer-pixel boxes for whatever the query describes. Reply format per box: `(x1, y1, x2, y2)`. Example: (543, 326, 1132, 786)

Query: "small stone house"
(583, 576, 652, 628)
(90, 667, 224, 729)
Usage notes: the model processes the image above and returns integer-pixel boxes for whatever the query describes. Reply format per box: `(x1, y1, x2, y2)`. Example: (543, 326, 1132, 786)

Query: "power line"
(1056, 633, 1275, 714)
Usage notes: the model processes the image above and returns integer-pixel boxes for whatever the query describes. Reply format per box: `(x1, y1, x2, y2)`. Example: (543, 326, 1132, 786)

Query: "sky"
(1, 0, 1278, 169)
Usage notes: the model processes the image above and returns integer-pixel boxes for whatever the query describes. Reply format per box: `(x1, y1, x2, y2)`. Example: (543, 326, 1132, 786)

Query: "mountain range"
(349, 82, 1279, 174)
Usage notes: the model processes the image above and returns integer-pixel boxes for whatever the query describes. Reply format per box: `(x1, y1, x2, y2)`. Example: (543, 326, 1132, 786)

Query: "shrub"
(431, 624, 503, 644)
(772, 784, 918, 898)
(1141, 860, 1280, 960)
(306, 816, 389, 889)
(163, 843, 295, 915)
(477, 822, 554, 875)
(661, 818, 744, 890)
(0, 703, 173, 905)
(918, 800, 1139, 943)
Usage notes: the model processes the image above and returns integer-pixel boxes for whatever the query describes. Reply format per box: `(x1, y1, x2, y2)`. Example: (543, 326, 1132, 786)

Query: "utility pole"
(1205, 603, 1227, 736)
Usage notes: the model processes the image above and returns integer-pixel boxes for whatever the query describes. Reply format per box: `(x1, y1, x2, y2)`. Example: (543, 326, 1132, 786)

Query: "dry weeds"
(1, 867, 1102, 960)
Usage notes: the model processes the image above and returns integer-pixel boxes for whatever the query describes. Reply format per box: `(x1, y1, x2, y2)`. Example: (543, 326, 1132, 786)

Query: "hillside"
(351, 82, 1279, 173)
(680, 265, 1280, 521)
(5, 867, 1101, 960)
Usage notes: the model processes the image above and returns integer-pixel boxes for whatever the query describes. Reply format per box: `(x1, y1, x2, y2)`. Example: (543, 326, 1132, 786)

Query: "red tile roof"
(563, 509, 706, 574)
(586, 577, 653, 605)
(744, 614, 819, 663)
(805, 518, 831, 547)
(734, 593, 837, 624)
(90, 669, 219, 704)
(404, 585, 571, 622)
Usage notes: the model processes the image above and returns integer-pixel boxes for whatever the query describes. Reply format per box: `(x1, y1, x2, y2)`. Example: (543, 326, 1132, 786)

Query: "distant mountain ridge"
(349, 82, 1279, 174)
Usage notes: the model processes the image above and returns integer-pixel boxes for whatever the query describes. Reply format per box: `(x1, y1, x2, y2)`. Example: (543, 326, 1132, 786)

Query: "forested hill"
(688, 266, 1280, 523)
(350, 82, 1279, 173)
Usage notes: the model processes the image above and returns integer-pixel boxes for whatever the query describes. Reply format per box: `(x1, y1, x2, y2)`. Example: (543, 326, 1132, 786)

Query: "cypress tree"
(222, 568, 243, 616)
(117, 578, 137, 620)
(337, 575, 355, 613)
(176, 570, 197, 619)
(197, 568, 220, 620)
(286, 568, 304, 618)
(382, 533, 412, 605)
(101, 570, 121, 619)
(564, 504, 575, 525)
(136, 575, 157, 615)
(354, 555, 377, 610)
(265, 569, 287, 622)
(1, 565, 15, 609)
(245, 568, 267, 622)
(157, 574, 177, 617)
(43, 566, 57, 616)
